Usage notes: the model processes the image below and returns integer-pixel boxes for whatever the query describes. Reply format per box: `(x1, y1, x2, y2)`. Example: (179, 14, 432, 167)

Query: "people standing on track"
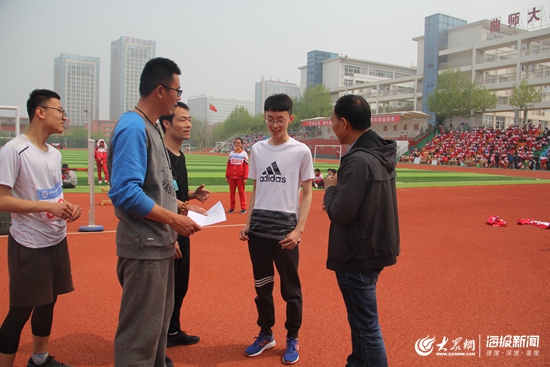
(225, 137, 249, 214)
(323, 94, 400, 367)
(160, 102, 210, 349)
(107, 57, 201, 367)
(239, 93, 314, 365)
(0, 89, 82, 367)
(94, 139, 109, 184)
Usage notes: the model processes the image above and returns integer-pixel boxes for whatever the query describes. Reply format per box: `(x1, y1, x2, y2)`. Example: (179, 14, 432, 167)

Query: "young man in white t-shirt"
(0, 89, 82, 367)
(239, 94, 314, 365)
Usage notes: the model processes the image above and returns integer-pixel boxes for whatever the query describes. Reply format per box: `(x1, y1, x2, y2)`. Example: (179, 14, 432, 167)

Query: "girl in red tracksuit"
(94, 138, 109, 183)
(225, 138, 249, 213)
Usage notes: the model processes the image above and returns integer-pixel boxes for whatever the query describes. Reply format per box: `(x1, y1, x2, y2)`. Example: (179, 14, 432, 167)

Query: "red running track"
(0, 179, 549, 366)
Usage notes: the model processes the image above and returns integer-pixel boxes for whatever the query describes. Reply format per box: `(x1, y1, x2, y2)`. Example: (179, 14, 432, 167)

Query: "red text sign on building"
(527, 7, 541, 23)
(301, 119, 332, 126)
(371, 115, 401, 123)
(490, 18, 501, 33)
(508, 12, 520, 28)
(503, 6, 544, 30)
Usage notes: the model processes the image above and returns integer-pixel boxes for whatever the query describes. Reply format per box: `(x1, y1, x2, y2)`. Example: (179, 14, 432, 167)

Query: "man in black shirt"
(160, 102, 210, 348)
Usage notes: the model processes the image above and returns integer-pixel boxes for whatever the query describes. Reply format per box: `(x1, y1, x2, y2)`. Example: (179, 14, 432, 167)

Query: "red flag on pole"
(209, 103, 217, 112)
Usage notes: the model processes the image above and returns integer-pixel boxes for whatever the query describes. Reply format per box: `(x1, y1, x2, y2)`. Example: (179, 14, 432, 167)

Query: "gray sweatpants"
(115, 257, 174, 367)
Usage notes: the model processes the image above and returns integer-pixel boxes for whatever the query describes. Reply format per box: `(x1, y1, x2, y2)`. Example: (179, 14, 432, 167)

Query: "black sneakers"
(27, 356, 72, 367)
(167, 330, 200, 347)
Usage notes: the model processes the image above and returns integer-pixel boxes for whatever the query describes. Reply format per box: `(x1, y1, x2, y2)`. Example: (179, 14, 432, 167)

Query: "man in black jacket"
(323, 94, 400, 367)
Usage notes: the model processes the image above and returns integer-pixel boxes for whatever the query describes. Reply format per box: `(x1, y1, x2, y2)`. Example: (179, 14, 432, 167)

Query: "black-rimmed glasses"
(265, 118, 288, 126)
(161, 85, 183, 97)
(41, 106, 66, 118)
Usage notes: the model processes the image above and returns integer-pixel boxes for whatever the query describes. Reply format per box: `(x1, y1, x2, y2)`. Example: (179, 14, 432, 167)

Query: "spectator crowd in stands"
(402, 126, 550, 170)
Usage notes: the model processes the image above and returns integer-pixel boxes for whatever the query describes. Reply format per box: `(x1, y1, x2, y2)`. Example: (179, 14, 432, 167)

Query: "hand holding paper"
(187, 201, 226, 226)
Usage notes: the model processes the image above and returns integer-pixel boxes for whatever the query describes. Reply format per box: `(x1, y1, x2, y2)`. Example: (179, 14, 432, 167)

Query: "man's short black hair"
(27, 89, 61, 121)
(334, 94, 371, 131)
(159, 102, 189, 133)
(264, 93, 293, 115)
(139, 57, 181, 97)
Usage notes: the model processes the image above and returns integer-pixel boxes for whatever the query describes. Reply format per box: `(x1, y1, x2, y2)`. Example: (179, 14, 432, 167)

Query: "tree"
(58, 127, 106, 148)
(63, 127, 88, 148)
(220, 106, 255, 137)
(472, 85, 498, 125)
(509, 79, 542, 125)
(249, 113, 268, 134)
(426, 69, 475, 124)
(212, 107, 267, 144)
(190, 117, 207, 149)
(292, 84, 333, 129)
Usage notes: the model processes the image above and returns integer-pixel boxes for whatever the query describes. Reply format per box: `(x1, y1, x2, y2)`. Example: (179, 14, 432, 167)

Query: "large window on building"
(483, 115, 493, 126)
(395, 72, 413, 78)
(344, 64, 368, 76)
(369, 68, 393, 78)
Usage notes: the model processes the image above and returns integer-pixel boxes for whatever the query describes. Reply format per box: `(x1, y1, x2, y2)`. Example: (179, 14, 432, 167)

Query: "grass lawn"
(60, 149, 550, 193)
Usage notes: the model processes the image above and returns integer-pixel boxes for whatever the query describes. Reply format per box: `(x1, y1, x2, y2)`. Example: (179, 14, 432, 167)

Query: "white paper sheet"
(187, 201, 226, 226)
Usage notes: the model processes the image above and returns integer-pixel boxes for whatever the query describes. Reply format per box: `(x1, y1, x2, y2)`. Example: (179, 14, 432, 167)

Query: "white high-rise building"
(53, 53, 100, 126)
(110, 36, 156, 120)
(255, 78, 300, 114)
(187, 95, 254, 125)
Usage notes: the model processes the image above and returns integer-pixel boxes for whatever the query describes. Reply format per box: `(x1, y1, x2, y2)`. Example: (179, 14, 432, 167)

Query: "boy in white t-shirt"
(239, 94, 314, 365)
(0, 90, 82, 367)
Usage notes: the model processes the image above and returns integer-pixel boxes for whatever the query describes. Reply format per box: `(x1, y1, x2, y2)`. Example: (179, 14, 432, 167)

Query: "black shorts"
(7, 234, 74, 307)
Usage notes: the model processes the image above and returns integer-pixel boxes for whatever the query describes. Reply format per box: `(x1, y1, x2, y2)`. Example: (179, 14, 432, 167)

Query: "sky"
(0, 0, 541, 119)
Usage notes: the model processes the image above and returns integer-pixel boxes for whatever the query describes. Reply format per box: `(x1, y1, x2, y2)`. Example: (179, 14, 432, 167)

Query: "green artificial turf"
(60, 149, 550, 193)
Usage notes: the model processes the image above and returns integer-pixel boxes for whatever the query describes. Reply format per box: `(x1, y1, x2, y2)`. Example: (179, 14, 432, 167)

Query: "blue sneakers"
(283, 337, 299, 364)
(245, 332, 276, 357)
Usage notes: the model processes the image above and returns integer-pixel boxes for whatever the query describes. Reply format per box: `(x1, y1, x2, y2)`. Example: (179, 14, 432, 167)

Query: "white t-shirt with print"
(248, 138, 314, 240)
(0, 134, 66, 248)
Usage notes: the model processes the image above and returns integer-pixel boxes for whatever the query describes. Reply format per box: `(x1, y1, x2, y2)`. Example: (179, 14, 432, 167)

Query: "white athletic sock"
(32, 352, 48, 365)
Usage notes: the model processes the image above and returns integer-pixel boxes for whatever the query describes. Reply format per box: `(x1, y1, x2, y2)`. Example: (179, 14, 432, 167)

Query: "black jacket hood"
(345, 129, 397, 173)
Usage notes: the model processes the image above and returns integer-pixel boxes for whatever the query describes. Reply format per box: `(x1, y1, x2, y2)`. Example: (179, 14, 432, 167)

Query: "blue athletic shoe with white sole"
(245, 332, 276, 357)
(283, 337, 299, 364)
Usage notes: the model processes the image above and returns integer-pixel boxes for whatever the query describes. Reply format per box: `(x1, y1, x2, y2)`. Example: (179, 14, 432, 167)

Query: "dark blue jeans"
(336, 270, 388, 367)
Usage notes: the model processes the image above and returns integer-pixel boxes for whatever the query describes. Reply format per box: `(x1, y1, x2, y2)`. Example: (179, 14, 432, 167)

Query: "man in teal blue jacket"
(108, 57, 201, 367)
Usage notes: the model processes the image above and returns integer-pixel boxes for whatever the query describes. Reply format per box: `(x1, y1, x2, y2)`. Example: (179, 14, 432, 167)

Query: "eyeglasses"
(265, 118, 288, 126)
(41, 106, 66, 118)
(161, 85, 183, 97)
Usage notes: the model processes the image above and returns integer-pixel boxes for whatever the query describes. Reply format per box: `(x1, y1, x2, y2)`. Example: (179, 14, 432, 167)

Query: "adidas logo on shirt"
(260, 161, 287, 183)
